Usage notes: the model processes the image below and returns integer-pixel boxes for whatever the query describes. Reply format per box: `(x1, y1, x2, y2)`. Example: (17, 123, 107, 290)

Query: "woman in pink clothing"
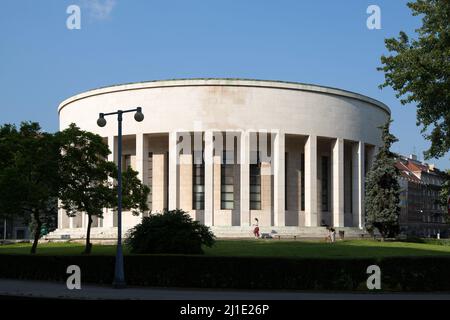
(253, 218, 260, 239)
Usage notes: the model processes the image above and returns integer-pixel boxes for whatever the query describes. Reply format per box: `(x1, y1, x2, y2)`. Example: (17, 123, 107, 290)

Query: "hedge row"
(0, 255, 450, 291)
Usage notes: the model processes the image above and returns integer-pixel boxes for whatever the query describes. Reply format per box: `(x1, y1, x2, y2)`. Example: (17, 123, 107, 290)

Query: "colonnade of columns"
(60, 131, 374, 230)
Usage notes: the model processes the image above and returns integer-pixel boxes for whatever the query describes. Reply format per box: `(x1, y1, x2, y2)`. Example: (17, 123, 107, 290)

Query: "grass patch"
(1, 239, 450, 258)
(1, 240, 450, 291)
(0, 242, 118, 256)
(203, 239, 450, 258)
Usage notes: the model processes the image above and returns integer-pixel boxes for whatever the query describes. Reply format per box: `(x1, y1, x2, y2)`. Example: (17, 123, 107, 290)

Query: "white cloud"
(82, 0, 117, 20)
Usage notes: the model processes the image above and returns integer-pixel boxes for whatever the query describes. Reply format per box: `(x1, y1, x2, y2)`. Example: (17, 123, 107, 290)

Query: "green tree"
(378, 0, 450, 159)
(58, 124, 150, 254)
(58, 124, 116, 254)
(0, 122, 59, 253)
(0, 124, 19, 223)
(437, 170, 450, 223)
(111, 166, 150, 217)
(365, 120, 401, 239)
(28, 201, 57, 238)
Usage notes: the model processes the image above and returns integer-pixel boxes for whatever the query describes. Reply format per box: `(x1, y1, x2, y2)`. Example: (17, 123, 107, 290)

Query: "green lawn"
(1, 239, 450, 258)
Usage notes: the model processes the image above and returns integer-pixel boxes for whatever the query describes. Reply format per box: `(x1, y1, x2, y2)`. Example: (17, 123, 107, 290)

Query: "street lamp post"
(97, 107, 144, 288)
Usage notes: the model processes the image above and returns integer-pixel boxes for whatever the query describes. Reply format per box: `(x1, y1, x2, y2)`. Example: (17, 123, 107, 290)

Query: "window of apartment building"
(193, 151, 205, 210)
(147, 152, 153, 211)
(221, 151, 235, 210)
(321, 156, 330, 212)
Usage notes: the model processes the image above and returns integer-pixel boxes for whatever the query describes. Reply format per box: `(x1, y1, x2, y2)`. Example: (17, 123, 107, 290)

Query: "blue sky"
(0, 0, 448, 169)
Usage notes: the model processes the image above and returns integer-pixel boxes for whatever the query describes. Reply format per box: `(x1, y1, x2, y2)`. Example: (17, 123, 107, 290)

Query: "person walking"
(253, 218, 260, 239)
(330, 227, 336, 243)
(325, 226, 331, 242)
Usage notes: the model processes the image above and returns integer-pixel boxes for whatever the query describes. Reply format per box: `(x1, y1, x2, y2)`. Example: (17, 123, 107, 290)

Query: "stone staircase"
(44, 227, 120, 241)
(210, 226, 370, 239)
(45, 226, 371, 241)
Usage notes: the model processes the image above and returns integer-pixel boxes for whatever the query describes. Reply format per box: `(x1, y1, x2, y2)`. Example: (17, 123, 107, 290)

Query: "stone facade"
(53, 79, 390, 238)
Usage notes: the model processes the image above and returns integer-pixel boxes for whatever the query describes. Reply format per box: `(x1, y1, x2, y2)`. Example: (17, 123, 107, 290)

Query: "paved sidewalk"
(1, 279, 450, 300)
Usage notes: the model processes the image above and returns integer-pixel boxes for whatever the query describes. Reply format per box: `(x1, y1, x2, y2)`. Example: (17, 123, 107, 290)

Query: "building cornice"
(58, 78, 391, 115)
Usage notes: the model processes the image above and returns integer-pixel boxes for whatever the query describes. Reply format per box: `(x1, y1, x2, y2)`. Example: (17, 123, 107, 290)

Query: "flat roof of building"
(58, 78, 391, 115)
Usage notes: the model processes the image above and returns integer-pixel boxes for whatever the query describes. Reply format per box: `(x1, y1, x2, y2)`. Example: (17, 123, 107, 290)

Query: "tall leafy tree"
(58, 124, 150, 254)
(112, 167, 150, 216)
(0, 122, 59, 253)
(0, 124, 20, 223)
(378, 0, 450, 159)
(365, 120, 401, 239)
(437, 170, 450, 223)
(58, 124, 116, 254)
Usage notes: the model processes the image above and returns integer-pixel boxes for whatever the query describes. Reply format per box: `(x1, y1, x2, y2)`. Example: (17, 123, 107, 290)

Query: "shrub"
(401, 238, 450, 246)
(125, 209, 215, 254)
(1, 255, 450, 291)
(422, 239, 450, 246)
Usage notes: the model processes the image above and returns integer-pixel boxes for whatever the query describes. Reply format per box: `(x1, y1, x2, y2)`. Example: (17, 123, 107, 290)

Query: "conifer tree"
(365, 120, 401, 239)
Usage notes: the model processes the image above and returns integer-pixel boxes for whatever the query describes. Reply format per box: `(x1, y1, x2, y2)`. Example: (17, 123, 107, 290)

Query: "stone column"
(260, 161, 272, 224)
(152, 153, 167, 212)
(273, 132, 286, 226)
(81, 213, 86, 230)
(332, 138, 345, 227)
(58, 207, 70, 229)
(204, 131, 214, 226)
(359, 142, 366, 229)
(103, 135, 117, 228)
(352, 141, 365, 229)
(136, 133, 148, 218)
(168, 131, 178, 210)
(240, 131, 250, 226)
(213, 153, 223, 225)
(179, 154, 193, 212)
(305, 135, 318, 227)
(58, 201, 63, 229)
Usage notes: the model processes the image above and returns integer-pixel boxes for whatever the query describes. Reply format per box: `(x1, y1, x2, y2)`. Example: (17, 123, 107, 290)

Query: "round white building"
(55, 79, 390, 239)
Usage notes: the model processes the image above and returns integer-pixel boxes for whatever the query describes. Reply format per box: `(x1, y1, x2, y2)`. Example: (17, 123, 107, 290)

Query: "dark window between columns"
(193, 151, 205, 210)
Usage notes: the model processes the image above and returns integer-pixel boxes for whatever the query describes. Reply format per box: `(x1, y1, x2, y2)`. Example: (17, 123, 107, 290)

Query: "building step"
(45, 226, 370, 240)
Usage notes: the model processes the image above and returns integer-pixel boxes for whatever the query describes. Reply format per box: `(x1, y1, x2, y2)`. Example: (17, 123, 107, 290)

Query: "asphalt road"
(0, 279, 450, 300)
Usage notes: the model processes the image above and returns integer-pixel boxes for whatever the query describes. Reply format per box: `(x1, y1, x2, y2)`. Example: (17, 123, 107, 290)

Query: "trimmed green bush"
(402, 238, 450, 246)
(125, 209, 215, 254)
(0, 255, 449, 291)
(422, 239, 450, 246)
